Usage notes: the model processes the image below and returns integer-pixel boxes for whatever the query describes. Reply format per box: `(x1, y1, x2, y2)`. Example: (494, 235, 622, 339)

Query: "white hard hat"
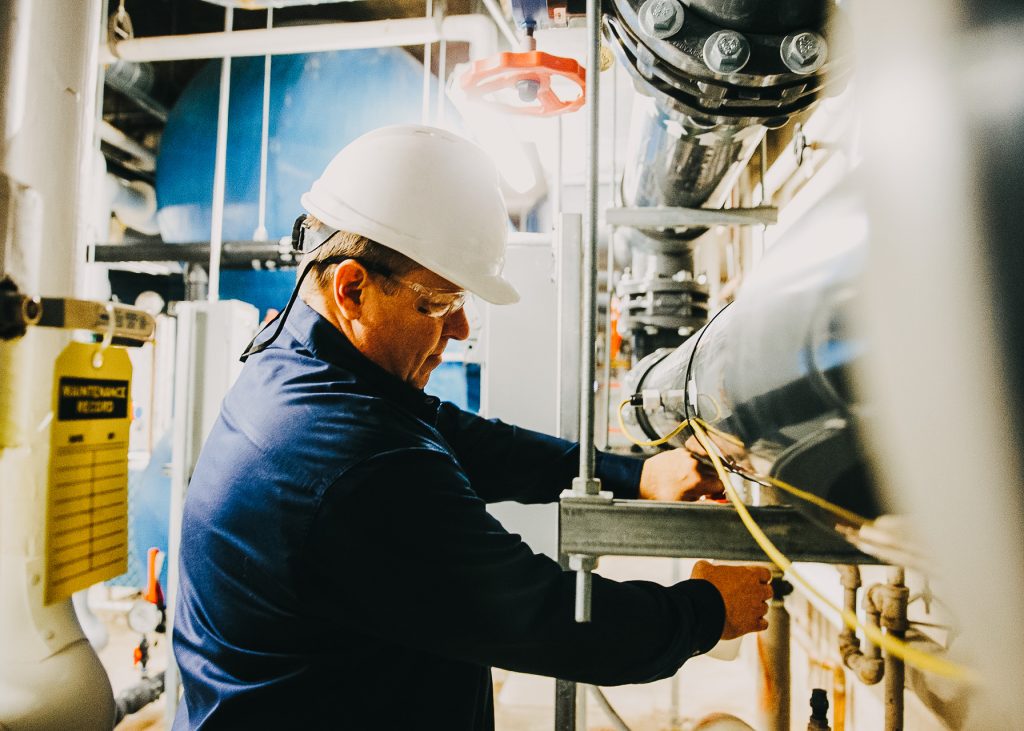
(301, 125, 519, 305)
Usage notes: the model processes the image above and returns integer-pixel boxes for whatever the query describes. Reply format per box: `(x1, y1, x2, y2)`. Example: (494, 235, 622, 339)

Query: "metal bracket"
(0, 279, 155, 344)
(560, 499, 882, 563)
(560, 480, 613, 504)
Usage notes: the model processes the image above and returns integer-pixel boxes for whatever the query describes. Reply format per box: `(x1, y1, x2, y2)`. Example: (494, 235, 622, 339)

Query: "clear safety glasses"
(388, 277, 467, 319)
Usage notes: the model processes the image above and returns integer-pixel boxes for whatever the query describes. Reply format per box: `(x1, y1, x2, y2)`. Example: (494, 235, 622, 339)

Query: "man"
(173, 125, 771, 730)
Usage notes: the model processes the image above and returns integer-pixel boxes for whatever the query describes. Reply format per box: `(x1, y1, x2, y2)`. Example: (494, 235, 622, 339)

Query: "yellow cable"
(737, 467, 870, 528)
(689, 419, 978, 684)
(618, 392, 867, 526)
(616, 399, 691, 447)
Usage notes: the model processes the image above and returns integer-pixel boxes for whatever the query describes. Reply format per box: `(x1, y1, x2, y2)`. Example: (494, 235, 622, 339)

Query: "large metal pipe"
(604, 0, 845, 358)
(624, 179, 881, 521)
(0, 0, 116, 727)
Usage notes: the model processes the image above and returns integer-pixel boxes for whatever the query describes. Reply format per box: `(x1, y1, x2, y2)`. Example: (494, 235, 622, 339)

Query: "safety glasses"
(388, 277, 467, 319)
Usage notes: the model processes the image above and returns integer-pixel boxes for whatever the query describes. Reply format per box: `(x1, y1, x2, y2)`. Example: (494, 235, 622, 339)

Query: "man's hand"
(690, 560, 772, 640)
(639, 448, 724, 502)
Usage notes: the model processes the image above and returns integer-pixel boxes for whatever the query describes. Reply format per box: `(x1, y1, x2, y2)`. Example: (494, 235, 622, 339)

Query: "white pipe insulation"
(97, 14, 498, 65)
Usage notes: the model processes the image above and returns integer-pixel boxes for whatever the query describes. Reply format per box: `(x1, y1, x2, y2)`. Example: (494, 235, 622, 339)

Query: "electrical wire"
(618, 390, 868, 526)
(735, 465, 870, 528)
(688, 418, 978, 683)
(616, 398, 690, 447)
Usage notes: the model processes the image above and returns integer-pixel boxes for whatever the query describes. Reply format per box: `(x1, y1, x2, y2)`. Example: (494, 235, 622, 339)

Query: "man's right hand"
(690, 560, 773, 640)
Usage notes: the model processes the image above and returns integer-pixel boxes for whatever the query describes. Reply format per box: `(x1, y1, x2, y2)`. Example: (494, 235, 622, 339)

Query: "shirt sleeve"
(434, 402, 644, 504)
(307, 447, 724, 686)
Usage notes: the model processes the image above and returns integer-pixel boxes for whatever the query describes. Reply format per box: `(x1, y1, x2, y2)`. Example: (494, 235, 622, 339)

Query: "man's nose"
(443, 306, 470, 341)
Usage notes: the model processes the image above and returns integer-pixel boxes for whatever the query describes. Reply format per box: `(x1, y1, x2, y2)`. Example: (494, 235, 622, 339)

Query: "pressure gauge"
(127, 599, 161, 634)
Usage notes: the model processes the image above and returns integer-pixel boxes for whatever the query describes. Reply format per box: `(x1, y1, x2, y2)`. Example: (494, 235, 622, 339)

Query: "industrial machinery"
(3, 0, 1023, 729)
(623, 179, 882, 525)
(604, 0, 846, 359)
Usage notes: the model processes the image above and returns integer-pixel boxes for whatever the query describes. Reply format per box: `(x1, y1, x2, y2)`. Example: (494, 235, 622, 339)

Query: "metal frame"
(561, 500, 881, 563)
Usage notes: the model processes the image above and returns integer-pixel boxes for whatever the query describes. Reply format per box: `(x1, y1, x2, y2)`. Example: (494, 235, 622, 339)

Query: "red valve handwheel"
(460, 51, 586, 116)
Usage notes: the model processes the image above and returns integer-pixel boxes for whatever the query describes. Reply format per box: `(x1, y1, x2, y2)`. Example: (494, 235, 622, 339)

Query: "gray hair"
(299, 215, 420, 297)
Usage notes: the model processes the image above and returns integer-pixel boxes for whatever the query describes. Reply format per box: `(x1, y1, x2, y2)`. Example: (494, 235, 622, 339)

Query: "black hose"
(113, 671, 165, 727)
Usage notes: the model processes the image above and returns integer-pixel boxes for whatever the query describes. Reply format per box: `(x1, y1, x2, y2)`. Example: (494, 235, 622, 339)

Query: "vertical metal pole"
(577, 0, 600, 487)
(421, 0, 433, 124)
(554, 677, 577, 730)
(758, 135, 769, 259)
(575, 683, 589, 731)
(435, 1, 447, 126)
(553, 116, 563, 224)
(253, 8, 273, 242)
(601, 64, 619, 448)
(208, 7, 233, 302)
(668, 559, 683, 730)
(566, 0, 606, 629)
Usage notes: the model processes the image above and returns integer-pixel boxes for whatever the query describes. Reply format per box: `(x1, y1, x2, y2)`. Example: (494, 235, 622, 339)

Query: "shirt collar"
(281, 298, 442, 423)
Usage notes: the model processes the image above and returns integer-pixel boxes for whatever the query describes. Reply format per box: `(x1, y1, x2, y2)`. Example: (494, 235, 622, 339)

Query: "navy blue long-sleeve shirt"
(172, 298, 725, 730)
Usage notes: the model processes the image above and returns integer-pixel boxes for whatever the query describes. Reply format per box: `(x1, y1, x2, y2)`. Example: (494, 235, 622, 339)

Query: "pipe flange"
(637, 0, 685, 40)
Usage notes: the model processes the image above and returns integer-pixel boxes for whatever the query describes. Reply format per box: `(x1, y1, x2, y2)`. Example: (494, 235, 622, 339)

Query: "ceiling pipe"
(480, 0, 519, 48)
(98, 120, 156, 171)
(98, 14, 498, 65)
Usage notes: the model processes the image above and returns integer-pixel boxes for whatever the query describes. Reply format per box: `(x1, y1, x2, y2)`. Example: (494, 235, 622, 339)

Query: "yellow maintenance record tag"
(44, 341, 132, 605)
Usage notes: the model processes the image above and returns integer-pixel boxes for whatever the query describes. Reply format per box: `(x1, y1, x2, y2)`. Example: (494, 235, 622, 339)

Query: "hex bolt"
(702, 29, 751, 74)
(781, 31, 828, 75)
(638, 0, 685, 40)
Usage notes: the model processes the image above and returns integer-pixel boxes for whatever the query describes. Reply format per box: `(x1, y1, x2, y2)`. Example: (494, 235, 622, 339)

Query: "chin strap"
(238, 214, 337, 362)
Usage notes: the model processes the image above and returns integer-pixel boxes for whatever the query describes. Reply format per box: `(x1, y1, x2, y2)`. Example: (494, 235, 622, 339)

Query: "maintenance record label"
(57, 377, 130, 420)
(44, 342, 132, 605)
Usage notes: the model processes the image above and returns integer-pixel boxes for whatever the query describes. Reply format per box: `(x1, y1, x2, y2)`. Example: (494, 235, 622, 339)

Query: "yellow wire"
(616, 398, 691, 447)
(688, 419, 978, 684)
(740, 469, 870, 528)
(618, 394, 866, 526)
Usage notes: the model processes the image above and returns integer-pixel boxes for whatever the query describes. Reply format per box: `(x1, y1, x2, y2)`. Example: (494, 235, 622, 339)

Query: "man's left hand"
(639, 448, 724, 502)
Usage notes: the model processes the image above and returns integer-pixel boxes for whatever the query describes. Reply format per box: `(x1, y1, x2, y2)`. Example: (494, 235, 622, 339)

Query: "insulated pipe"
(621, 180, 878, 522)
(98, 15, 498, 64)
(0, 0, 115, 727)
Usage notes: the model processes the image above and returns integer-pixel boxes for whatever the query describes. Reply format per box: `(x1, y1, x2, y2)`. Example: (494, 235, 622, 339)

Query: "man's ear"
(332, 260, 370, 320)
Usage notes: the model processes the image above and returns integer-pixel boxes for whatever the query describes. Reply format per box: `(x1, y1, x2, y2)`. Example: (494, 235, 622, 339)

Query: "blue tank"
(157, 47, 448, 247)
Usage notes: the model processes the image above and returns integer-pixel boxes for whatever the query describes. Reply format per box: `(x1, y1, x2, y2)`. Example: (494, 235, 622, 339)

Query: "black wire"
(238, 263, 312, 362)
(238, 220, 341, 362)
(681, 300, 734, 441)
